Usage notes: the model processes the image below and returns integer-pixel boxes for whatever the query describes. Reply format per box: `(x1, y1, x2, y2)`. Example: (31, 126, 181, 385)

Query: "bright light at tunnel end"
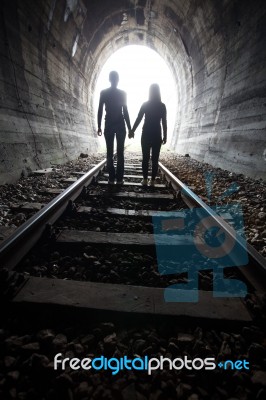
(94, 45, 177, 147)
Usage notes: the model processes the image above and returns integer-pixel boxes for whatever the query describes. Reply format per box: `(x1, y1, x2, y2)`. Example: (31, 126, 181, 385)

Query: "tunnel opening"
(93, 45, 178, 150)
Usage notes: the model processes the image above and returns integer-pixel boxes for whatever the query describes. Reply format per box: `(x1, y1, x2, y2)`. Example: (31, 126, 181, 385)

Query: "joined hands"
(128, 130, 134, 139)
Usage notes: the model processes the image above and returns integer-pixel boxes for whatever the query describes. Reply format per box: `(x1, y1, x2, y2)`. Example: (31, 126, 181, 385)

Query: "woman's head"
(149, 83, 161, 102)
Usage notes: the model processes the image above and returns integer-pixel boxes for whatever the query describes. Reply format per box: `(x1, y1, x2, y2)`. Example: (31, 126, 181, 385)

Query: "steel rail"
(159, 162, 266, 293)
(0, 159, 106, 269)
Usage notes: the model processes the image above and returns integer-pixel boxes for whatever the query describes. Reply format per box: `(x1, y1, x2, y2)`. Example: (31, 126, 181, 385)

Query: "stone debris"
(16, 241, 245, 292)
(160, 152, 266, 257)
(0, 319, 265, 399)
(0, 155, 98, 229)
(251, 371, 266, 386)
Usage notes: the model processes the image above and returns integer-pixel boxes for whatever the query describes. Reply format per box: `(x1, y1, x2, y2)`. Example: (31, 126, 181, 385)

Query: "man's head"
(109, 71, 119, 87)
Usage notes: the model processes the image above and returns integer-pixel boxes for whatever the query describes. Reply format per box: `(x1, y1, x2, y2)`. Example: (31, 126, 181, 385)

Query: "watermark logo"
(53, 354, 250, 374)
(152, 173, 248, 302)
(217, 359, 249, 370)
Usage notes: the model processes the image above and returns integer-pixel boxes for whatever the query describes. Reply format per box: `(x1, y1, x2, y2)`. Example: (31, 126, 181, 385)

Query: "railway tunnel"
(0, 0, 266, 184)
(1, 2, 266, 399)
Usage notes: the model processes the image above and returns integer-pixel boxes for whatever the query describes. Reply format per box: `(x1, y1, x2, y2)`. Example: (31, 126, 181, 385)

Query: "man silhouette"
(97, 71, 131, 185)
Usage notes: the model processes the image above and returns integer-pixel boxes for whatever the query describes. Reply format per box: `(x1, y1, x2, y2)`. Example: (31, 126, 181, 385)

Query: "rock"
(248, 343, 266, 362)
(234, 385, 250, 400)
(136, 392, 147, 400)
(91, 386, 105, 398)
(74, 343, 84, 355)
(242, 326, 264, 343)
(15, 213, 26, 222)
(167, 342, 179, 355)
(142, 346, 153, 355)
(31, 353, 50, 369)
(56, 373, 73, 389)
(258, 212, 266, 220)
(8, 388, 17, 399)
(104, 333, 116, 343)
(51, 251, 60, 260)
(7, 371, 20, 381)
(17, 392, 27, 400)
(92, 327, 102, 339)
(89, 373, 102, 386)
(177, 333, 194, 343)
(216, 386, 229, 397)
(65, 350, 75, 359)
(220, 341, 231, 356)
(122, 383, 137, 400)
(53, 334, 67, 350)
(188, 395, 199, 400)
(256, 389, 266, 400)
(104, 333, 117, 353)
(252, 371, 266, 386)
(5, 336, 24, 351)
(133, 339, 146, 354)
(101, 322, 115, 334)
(176, 384, 184, 398)
(37, 329, 55, 344)
(110, 270, 120, 280)
(221, 332, 231, 341)
(75, 381, 92, 398)
(4, 356, 16, 369)
(196, 386, 209, 397)
(21, 342, 40, 353)
(194, 327, 203, 340)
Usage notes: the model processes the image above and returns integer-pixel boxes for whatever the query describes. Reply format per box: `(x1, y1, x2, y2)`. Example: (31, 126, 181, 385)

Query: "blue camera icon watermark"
(152, 202, 248, 302)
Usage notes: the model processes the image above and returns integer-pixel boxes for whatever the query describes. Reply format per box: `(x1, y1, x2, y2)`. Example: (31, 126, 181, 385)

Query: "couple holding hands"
(97, 71, 167, 187)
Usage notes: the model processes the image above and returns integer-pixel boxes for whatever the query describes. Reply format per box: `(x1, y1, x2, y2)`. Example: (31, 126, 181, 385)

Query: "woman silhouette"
(129, 84, 167, 186)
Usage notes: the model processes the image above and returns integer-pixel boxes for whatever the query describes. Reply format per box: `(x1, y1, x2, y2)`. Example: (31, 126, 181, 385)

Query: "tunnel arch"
(83, 7, 198, 149)
(0, 0, 265, 183)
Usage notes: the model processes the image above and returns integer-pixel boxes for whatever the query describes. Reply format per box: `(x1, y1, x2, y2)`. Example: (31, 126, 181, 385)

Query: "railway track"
(1, 155, 266, 324)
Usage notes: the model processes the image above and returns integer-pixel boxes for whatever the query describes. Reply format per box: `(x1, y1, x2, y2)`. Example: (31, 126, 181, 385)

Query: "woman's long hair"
(149, 83, 161, 102)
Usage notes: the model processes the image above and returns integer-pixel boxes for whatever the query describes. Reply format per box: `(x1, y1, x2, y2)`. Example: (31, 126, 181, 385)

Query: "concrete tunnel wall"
(0, 0, 266, 184)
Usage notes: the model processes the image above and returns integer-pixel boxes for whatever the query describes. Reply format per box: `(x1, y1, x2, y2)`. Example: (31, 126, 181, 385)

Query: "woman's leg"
(141, 137, 150, 179)
(116, 127, 126, 182)
(151, 140, 161, 180)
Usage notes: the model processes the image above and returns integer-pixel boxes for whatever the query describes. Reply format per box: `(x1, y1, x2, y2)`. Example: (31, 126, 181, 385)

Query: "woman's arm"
(132, 104, 145, 133)
(162, 104, 167, 144)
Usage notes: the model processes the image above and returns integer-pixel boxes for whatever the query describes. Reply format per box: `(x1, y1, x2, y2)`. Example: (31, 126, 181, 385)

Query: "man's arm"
(123, 105, 131, 131)
(97, 92, 104, 135)
(122, 92, 131, 131)
(162, 104, 167, 144)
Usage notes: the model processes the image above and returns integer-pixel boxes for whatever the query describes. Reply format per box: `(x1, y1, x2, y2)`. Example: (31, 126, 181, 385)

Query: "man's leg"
(151, 140, 161, 179)
(104, 131, 115, 182)
(116, 128, 126, 182)
(141, 137, 151, 180)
